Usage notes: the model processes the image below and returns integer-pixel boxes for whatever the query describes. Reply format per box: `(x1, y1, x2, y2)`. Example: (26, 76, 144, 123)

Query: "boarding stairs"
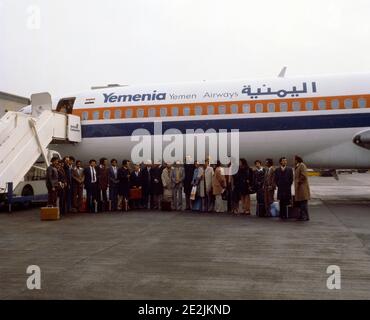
(0, 93, 81, 193)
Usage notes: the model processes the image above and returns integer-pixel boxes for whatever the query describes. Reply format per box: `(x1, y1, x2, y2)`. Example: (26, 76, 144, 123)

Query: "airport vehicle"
(1, 72, 370, 205)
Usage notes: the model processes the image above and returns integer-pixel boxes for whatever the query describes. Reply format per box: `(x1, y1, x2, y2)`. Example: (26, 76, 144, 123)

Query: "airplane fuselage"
(50, 73, 370, 168)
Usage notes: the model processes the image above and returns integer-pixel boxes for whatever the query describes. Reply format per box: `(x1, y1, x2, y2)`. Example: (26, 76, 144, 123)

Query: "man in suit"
(150, 161, 163, 210)
(63, 156, 74, 213)
(109, 159, 120, 211)
(141, 160, 152, 209)
(254, 160, 266, 216)
(274, 157, 294, 219)
(161, 162, 173, 210)
(264, 158, 276, 217)
(171, 160, 185, 210)
(97, 158, 109, 211)
(184, 155, 195, 210)
(130, 164, 143, 209)
(57, 160, 67, 215)
(46, 157, 59, 207)
(118, 160, 131, 211)
(84, 159, 98, 213)
(72, 160, 85, 212)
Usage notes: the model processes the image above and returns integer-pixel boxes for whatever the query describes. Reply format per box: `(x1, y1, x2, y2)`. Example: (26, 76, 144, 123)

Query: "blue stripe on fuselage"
(81, 112, 370, 138)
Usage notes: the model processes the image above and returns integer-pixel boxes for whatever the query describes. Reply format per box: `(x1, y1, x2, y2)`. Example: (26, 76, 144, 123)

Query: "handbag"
(190, 185, 197, 200)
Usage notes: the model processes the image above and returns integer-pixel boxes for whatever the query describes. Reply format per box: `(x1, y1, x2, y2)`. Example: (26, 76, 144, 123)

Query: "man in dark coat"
(184, 156, 195, 210)
(274, 157, 294, 219)
(46, 157, 59, 207)
(118, 160, 131, 211)
(150, 161, 164, 210)
(96, 158, 109, 211)
(63, 156, 73, 213)
(84, 159, 99, 213)
(57, 160, 68, 215)
(141, 160, 152, 209)
(254, 160, 266, 216)
(109, 159, 120, 211)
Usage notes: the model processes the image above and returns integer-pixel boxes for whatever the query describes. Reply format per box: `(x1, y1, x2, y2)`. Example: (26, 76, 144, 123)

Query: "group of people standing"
(45, 155, 311, 221)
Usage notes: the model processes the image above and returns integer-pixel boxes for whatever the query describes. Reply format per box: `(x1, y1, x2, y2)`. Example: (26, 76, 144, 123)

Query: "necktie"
(92, 167, 95, 183)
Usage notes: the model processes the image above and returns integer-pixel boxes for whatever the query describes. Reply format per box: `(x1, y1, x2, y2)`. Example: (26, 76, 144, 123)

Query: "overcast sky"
(1, 0, 370, 98)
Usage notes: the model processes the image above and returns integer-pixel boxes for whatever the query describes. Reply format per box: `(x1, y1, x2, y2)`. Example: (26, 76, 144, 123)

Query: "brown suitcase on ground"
(287, 205, 300, 219)
(129, 188, 142, 200)
(40, 207, 60, 221)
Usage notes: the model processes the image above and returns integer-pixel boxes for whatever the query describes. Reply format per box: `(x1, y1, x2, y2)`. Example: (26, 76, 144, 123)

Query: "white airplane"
(23, 72, 370, 168)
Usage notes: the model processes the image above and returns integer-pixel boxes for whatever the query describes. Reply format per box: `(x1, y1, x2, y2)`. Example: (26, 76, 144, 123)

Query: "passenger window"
(103, 110, 111, 119)
(93, 111, 100, 120)
(243, 104, 250, 113)
(268, 103, 275, 112)
(195, 106, 202, 115)
(358, 98, 367, 108)
(255, 103, 263, 113)
(344, 99, 353, 109)
(318, 100, 326, 110)
(137, 109, 144, 118)
(218, 105, 226, 114)
(160, 108, 167, 117)
(207, 105, 214, 115)
(292, 102, 301, 112)
(114, 109, 121, 119)
(148, 108, 156, 117)
(172, 107, 179, 116)
(82, 111, 88, 120)
(280, 102, 288, 112)
(231, 104, 238, 113)
(125, 109, 132, 118)
(305, 101, 313, 111)
(183, 107, 190, 116)
(331, 100, 339, 109)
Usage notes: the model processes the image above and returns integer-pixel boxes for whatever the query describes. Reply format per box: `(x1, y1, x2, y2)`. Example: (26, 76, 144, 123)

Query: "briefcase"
(129, 188, 142, 200)
(40, 207, 60, 221)
(287, 205, 300, 219)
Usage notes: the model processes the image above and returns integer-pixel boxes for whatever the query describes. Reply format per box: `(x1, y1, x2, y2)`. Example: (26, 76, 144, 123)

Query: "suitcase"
(161, 201, 172, 211)
(40, 207, 60, 221)
(129, 188, 142, 200)
(287, 205, 300, 219)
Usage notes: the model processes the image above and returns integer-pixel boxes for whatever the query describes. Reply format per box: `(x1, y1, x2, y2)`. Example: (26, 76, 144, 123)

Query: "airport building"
(0, 91, 30, 117)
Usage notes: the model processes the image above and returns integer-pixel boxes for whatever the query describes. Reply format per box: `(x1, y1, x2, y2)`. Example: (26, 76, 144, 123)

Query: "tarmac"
(0, 172, 370, 300)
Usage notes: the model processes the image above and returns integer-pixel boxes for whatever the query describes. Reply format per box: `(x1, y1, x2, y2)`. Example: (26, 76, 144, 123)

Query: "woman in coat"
(161, 162, 173, 206)
(204, 159, 214, 212)
(191, 161, 204, 211)
(212, 161, 227, 213)
(294, 155, 311, 221)
(232, 159, 254, 215)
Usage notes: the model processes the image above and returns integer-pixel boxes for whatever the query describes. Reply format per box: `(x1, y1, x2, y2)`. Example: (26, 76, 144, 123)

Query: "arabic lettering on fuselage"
(241, 82, 317, 99)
